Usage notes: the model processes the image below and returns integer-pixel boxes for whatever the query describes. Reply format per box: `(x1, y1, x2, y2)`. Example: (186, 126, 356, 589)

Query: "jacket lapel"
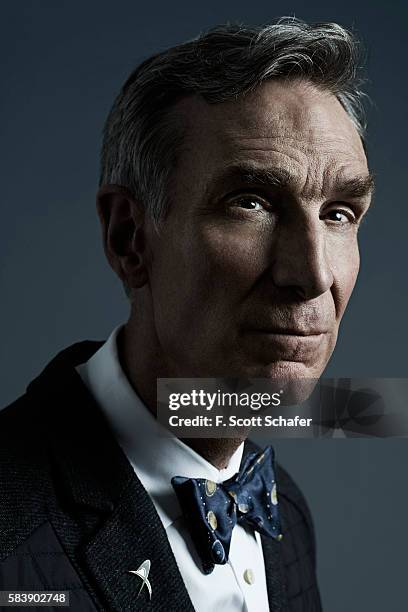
(243, 440, 289, 611)
(81, 473, 195, 612)
(261, 535, 289, 611)
(31, 352, 194, 612)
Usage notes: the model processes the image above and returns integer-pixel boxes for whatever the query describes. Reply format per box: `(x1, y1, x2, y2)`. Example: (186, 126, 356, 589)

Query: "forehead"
(174, 80, 369, 197)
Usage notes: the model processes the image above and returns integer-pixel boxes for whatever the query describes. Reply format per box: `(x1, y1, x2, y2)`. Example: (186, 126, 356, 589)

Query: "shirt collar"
(76, 326, 244, 529)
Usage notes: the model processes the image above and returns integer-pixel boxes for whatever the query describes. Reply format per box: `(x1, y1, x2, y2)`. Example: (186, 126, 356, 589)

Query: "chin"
(239, 360, 324, 406)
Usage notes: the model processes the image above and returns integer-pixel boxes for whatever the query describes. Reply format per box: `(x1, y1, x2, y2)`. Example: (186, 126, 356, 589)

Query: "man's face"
(144, 80, 372, 380)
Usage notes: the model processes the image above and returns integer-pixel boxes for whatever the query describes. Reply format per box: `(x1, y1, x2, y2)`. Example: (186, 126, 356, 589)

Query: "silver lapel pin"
(129, 559, 152, 600)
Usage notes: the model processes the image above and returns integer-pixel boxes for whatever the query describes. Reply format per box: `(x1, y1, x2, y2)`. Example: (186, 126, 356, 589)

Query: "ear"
(96, 185, 149, 289)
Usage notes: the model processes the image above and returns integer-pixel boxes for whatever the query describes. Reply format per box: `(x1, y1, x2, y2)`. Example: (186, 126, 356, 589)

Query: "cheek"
(204, 231, 262, 286)
(201, 224, 267, 286)
(151, 222, 268, 332)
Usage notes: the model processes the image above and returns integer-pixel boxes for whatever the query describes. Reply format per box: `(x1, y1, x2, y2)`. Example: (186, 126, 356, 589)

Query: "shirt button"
(243, 568, 255, 585)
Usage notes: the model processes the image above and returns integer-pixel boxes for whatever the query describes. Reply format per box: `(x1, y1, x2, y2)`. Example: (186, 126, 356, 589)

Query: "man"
(0, 18, 373, 611)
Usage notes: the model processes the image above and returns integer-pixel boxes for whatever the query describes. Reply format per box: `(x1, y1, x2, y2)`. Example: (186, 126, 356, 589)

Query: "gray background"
(1, 1, 407, 610)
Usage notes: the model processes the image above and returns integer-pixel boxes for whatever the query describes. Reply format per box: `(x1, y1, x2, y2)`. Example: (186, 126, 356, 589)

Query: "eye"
(321, 208, 356, 224)
(231, 196, 267, 211)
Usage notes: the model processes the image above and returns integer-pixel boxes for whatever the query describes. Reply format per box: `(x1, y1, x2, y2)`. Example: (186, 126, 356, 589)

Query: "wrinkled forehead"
(176, 79, 367, 168)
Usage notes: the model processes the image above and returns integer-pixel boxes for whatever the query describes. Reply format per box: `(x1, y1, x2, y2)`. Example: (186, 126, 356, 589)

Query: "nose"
(270, 218, 334, 300)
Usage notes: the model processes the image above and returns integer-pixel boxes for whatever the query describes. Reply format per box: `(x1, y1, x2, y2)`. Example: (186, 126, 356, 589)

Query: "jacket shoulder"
(0, 341, 104, 558)
(0, 393, 52, 558)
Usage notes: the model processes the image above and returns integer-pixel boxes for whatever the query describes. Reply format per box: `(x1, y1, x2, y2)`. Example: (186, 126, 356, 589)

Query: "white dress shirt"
(76, 326, 270, 612)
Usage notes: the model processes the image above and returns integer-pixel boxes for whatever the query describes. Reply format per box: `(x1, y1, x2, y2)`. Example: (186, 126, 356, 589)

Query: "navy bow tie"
(171, 445, 282, 574)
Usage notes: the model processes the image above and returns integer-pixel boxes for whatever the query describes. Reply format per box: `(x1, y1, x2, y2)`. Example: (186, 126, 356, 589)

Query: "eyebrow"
(209, 164, 375, 199)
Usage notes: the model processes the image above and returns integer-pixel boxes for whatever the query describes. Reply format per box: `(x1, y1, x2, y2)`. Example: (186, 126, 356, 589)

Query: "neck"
(181, 437, 245, 470)
(119, 317, 248, 470)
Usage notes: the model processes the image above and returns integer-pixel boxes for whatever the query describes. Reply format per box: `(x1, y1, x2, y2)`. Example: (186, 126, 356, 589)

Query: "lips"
(241, 327, 330, 362)
(247, 327, 328, 336)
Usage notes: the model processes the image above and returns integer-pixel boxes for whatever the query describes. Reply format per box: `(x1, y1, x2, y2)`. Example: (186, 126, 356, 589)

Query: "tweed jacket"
(0, 341, 322, 611)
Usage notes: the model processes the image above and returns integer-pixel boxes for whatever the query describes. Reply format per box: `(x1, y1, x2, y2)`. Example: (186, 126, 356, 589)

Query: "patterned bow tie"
(171, 445, 282, 574)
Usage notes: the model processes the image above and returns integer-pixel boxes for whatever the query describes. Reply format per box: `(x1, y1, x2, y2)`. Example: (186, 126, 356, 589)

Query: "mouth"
(247, 328, 327, 337)
(241, 328, 329, 362)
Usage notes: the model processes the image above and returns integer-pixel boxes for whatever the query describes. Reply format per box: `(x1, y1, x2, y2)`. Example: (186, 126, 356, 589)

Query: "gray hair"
(100, 17, 367, 225)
